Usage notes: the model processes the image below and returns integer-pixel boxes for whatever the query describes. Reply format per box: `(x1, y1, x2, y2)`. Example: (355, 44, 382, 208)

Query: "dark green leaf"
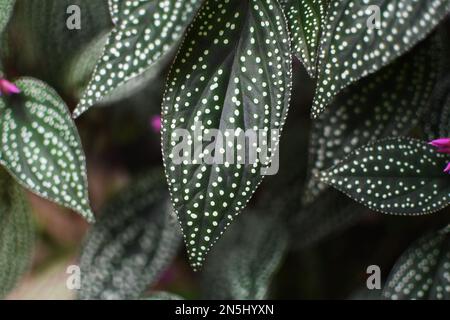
(312, 0, 450, 118)
(0, 0, 15, 36)
(282, 0, 328, 77)
(424, 75, 450, 139)
(73, 0, 203, 117)
(201, 212, 288, 300)
(319, 138, 450, 215)
(162, 0, 292, 270)
(383, 228, 450, 300)
(0, 168, 34, 298)
(142, 292, 184, 300)
(304, 36, 442, 205)
(78, 171, 181, 300)
(0, 77, 94, 221)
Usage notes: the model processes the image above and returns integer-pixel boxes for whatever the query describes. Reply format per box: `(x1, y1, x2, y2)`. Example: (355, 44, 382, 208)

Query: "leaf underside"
(383, 229, 450, 300)
(319, 138, 450, 215)
(303, 35, 442, 205)
(312, 0, 450, 118)
(73, 0, 203, 117)
(0, 168, 34, 298)
(201, 213, 288, 300)
(78, 171, 181, 300)
(0, 78, 93, 221)
(162, 0, 292, 269)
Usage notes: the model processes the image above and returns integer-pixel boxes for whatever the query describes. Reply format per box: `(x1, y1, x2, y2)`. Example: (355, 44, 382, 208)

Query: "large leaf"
(78, 171, 181, 300)
(201, 213, 288, 300)
(0, 168, 35, 298)
(303, 36, 443, 205)
(383, 228, 450, 300)
(319, 138, 450, 215)
(161, 0, 292, 269)
(424, 74, 450, 140)
(0, 78, 94, 221)
(282, 0, 328, 77)
(311, 0, 450, 118)
(73, 0, 203, 117)
(0, 0, 14, 36)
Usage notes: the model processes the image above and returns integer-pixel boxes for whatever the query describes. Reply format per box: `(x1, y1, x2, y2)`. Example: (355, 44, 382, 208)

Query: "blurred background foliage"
(1, 0, 449, 299)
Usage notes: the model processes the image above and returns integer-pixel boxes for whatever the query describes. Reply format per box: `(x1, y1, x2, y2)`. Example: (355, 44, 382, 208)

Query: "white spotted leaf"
(161, 0, 292, 269)
(383, 228, 450, 300)
(142, 292, 184, 300)
(319, 138, 450, 215)
(312, 0, 450, 118)
(0, 0, 14, 36)
(0, 168, 35, 298)
(304, 36, 442, 205)
(78, 171, 181, 300)
(201, 213, 288, 300)
(282, 0, 329, 77)
(424, 75, 450, 140)
(0, 78, 94, 221)
(73, 0, 203, 118)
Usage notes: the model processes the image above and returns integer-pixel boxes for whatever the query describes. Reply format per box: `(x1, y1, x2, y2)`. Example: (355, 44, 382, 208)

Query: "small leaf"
(312, 0, 450, 117)
(162, 0, 292, 270)
(78, 171, 181, 300)
(73, 0, 203, 117)
(282, 0, 329, 77)
(0, 77, 94, 221)
(304, 35, 442, 205)
(383, 228, 450, 300)
(0, 168, 35, 298)
(201, 212, 288, 300)
(319, 138, 450, 215)
(0, 0, 15, 36)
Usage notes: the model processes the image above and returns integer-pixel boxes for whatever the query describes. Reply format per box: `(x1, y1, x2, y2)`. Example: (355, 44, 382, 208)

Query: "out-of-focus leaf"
(142, 292, 184, 300)
(304, 36, 442, 205)
(0, 78, 93, 221)
(162, 0, 292, 270)
(0, 168, 34, 298)
(282, 0, 329, 77)
(383, 228, 450, 300)
(201, 213, 288, 300)
(424, 75, 450, 139)
(319, 138, 450, 215)
(73, 0, 203, 117)
(312, 0, 450, 118)
(0, 0, 14, 36)
(78, 171, 182, 300)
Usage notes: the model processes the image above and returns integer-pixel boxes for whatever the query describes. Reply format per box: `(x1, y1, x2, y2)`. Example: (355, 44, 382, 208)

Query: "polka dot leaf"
(78, 171, 181, 300)
(201, 213, 288, 299)
(73, 0, 203, 118)
(304, 36, 442, 205)
(282, 0, 329, 77)
(0, 77, 94, 222)
(318, 138, 450, 215)
(312, 0, 450, 118)
(161, 0, 292, 270)
(0, 168, 35, 298)
(383, 228, 450, 300)
(0, 0, 15, 36)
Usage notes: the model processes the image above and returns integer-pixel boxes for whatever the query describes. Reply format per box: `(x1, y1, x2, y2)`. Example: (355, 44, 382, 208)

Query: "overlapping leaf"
(312, 0, 450, 117)
(282, 0, 328, 77)
(383, 228, 450, 300)
(0, 78, 94, 221)
(78, 171, 181, 300)
(319, 138, 450, 215)
(73, 0, 203, 117)
(303, 36, 442, 205)
(201, 213, 288, 300)
(162, 0, 292, 269)
(424, 75, 450, 140)
(0, 168, 34, 298)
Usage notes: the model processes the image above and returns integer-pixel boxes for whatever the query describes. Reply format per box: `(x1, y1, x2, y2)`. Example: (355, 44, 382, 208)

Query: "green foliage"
(0, 78, 93, 221)
(311, 0, 450, 117)
(383, 227, 450, 300)
(142, 292, 184, 300)
(319, 138, 450, 215)
(201, 212, 288, 300)
(425, 75, 450, 139)
(78, 171, 181, 300)
(162, 0, 292, 270)
(0, 168, 34, 298)
(73, 0, 203, 117)
(303, 35, 443, 205)
(0, 0, 14, 36)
